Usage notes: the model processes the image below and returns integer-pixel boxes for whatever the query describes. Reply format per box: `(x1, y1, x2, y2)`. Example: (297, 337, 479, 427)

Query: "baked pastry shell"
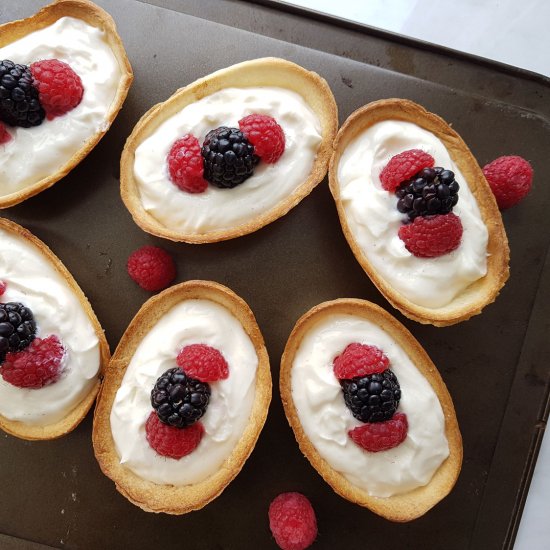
(92, 280, 272, 514)
(120, 57, 338, 243)
(0, 0, 133, 208)
(0, 217, 110, 440)
(329, 99, 510, 326)
(280, 298, 463, 522)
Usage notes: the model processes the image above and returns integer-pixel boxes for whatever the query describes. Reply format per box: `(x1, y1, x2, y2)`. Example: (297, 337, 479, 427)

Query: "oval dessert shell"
(0, 0, 133, 208)
(92, 280, 272, 514)
(120, 57, 338, 243)
(329, 99, 510, 326)
(280, 298, 463, 522)
(0, 217, 110, 440)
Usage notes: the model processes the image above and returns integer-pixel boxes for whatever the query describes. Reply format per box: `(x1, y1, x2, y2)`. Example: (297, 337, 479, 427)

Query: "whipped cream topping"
(0, 228, 101, 426)
(110, 299, 258, 486)
(337, 120, 488, 309)
(134, 87, 323, 234)
(0, 16, 122, 197)
(291, 313, 449, 498)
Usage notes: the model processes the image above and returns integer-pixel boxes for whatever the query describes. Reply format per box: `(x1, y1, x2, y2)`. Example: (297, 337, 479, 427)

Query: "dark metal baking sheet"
(0, 1, 548, 548)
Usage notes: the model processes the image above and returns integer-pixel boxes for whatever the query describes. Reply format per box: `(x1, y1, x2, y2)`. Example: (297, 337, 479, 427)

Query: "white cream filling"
(337, 120, 489, 309)
(133, 87, 322, 234)
(110, 299, 258, 486)
(0, 16, 122, 196)
(291, 314, 449, 497)
(0, 228, 101, 426)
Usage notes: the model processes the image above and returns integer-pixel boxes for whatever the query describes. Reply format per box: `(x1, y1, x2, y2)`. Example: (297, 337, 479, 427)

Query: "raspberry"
(380, 149, 435, 192)
(0, 281, 6, 296)
(127, 246, 176, 292)
(30, 59, 83, 120)
(176, 344, 229, 382)
(349, 412, 408, 452)
(0, 335, 64, 389)
(269, 493, 317, 550)
(482, 155, 533, 209)
(239, 114, 285, 164)
(167, 134, 208, 193)
(145, 412, 204, 459)
(398, 213, 463, 258)
(333, 343, 389, 379)
(0, 123, 11, 145)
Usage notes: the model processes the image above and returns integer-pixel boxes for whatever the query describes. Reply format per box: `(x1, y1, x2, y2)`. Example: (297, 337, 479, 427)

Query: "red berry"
(482, 155, 533, 209)
(269, 492, 317, 550)
(30, 59, 84, 120)
(380, 149, 435, 192)
(167, 134, 208, 193)
(176, 343, 229, 382)
(0, 281, 6, 296)
(145, 412, 204, 459)
(239, 114, 285, 164)
(127, 246, 176, 292)
(333, 343, 389, 379)
(349, 412, 408, 452)
(0, 335, 64, 389)
(0, 122, 11, 145)
(398, 213, 463, 258)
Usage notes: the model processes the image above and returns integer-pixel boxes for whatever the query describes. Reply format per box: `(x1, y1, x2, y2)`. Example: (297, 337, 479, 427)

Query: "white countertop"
(288, 1, 549, 548)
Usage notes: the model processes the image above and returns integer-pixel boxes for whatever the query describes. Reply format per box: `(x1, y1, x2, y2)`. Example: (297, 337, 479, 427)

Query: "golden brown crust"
(329, 99, 510, 326)
(0, 218, 110, 440)
(92, 280, 272, 514)
(0, 0, 133, 208)
(120, 57, 338, 243)
(280, 298, 463, 522)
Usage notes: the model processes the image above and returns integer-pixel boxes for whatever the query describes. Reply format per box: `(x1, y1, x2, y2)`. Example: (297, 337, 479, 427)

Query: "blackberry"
(0, 60, 45, 128)
(395, 166, 459, 221)
(151, 367, 210, 428)
(340, 370, 401, 423)
(0, 302, 37, 362)
(201, 126, 259, 188)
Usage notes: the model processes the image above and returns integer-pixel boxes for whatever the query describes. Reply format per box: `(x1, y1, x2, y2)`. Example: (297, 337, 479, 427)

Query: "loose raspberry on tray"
(127, 245, 176, 292)
(398, 213, 463, 258)
(0, 335, 64, 389)
(30, 59, 83, 120)
(145, 412, 204, 459)
(333, 342, 389, 379)
(348, 412, 408, 452)
(177, 343, 229, 382)
(269, 492, 317, 550)
(482, 155, 533, 209)
(167, 134, 208, 193)
(0, 122, 11, 145)
(380, 149, 435, 192)
(239, 114, 285, 164)
(0, 280, 6, 296)
(0, 59, 45, 128)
